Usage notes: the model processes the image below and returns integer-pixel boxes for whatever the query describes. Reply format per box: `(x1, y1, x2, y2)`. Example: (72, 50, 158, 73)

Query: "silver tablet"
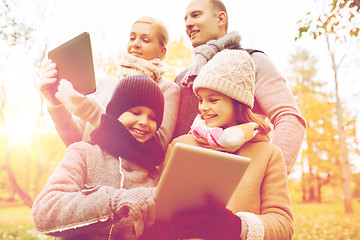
(155, 142, 250, 222)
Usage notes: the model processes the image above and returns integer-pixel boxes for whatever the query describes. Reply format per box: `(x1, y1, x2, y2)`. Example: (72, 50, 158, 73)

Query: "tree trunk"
(317, 174, 322, 203)
(326, 35, 353, 213)
(5, 164, 33, 208)
(301, 158, 307, 202)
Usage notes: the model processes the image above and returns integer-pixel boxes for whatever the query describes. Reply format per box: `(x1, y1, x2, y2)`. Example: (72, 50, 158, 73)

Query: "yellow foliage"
(163, 36, 193, 81)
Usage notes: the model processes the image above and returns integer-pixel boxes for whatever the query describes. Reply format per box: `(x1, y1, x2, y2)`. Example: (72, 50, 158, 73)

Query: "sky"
(1, 0, 360, 172)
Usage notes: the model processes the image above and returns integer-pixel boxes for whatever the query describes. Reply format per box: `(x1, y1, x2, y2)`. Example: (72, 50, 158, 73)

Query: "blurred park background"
(1, 0, 360, 239)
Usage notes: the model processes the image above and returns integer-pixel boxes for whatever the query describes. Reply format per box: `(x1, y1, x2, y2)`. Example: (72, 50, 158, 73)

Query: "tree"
(163, 37, 193, 81)
(297, 0, 360, 40)
(289, 48, 341, 203)
(0, 0, 33, 46)
(296, 0, 359, 213)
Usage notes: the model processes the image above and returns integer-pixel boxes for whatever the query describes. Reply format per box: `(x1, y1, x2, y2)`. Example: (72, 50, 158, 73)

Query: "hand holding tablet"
(47, 32, 96, 96)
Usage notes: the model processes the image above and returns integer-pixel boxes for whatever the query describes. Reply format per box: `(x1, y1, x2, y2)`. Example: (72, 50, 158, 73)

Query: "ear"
(217, 11, 227, 28)
(159, 47, 167, 59)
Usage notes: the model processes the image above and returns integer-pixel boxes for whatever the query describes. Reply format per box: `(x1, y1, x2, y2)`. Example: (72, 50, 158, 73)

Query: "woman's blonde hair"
(133, 16, 169, 48)
(233, 101, 272, 135)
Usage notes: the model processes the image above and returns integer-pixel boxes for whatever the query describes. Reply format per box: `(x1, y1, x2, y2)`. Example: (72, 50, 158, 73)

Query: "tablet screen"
(48, 32, 96, 95)
(155, 143, 250, 222)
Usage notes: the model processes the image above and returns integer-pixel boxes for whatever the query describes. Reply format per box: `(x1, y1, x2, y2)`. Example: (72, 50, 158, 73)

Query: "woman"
(162, 49, 294, 240)
(39, 16, 179, 150)
(33, 75, 166, 239)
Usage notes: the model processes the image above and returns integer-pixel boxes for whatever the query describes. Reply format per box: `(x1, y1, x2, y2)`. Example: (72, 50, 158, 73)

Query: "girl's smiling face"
(196, 88, 237, 129)
(118, 106, 157, 142)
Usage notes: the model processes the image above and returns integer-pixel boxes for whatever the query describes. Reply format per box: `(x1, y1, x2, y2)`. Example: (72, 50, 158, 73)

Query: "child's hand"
(56, 79, 103, 126)
(56, 79, 85, 112)
(110, 187, 156, 237)
(38, 59, 61, 105)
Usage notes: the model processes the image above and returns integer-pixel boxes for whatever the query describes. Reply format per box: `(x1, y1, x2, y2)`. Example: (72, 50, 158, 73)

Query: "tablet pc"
(155, 142, 250, 222)
(48, 32, 96, 95)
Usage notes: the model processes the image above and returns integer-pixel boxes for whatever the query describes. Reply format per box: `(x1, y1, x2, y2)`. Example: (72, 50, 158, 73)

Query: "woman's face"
(197, 88, 237, 129)
(127, 22, 166, 61)
(118, 106, 157, 142)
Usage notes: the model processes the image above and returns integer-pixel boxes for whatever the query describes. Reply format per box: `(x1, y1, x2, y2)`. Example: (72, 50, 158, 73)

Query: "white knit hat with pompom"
(193, 49, 255, 109)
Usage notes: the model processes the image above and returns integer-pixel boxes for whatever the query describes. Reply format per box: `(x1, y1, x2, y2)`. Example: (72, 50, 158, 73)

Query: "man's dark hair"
(210, 0, 228, 31)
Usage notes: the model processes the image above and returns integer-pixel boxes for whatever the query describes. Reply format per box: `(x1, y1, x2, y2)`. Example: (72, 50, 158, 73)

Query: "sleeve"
(32, 143, 156, 238)
(47, 104, 86, 146)
(251, 52, 306, 174)
(237, 148, 294, 240)
(155, 81, 180, 150)
(67, 94, 105, 128)
(160, 137, 177, 173)
(31, 143, 116, 235)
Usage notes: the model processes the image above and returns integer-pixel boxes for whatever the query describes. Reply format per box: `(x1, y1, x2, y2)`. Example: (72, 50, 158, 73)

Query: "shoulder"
(68, 141, 98, 150)
(171, 134, 197, 145)
(237, 140, 285, 173)
(158, 78, 180, 93)
(66, 141, 104, 160)
(174, 69, 189, 85)
(241, 140, 283, 157)
(166, 134, 198, 156)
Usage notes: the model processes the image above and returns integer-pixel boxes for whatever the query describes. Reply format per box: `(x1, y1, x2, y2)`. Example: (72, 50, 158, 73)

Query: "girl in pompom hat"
(32, 75, 166, 240)
(156, 49, 294, 240)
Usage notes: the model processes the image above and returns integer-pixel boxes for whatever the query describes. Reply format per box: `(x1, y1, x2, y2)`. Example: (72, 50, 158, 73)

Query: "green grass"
(0, 200, 359, 239)
(292, 200, 360, 240)
(0, 206, 51, 240)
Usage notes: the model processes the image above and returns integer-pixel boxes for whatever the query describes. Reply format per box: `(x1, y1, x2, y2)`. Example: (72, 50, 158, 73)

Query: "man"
(173, 0, 306, 175)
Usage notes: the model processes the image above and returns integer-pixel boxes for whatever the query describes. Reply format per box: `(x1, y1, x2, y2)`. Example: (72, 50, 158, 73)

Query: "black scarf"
(90, 114, 165, 171)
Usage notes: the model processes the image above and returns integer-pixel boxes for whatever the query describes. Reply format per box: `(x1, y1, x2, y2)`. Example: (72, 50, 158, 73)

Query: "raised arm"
(155, 80, 180, 150)
(251, 52, 306, 174)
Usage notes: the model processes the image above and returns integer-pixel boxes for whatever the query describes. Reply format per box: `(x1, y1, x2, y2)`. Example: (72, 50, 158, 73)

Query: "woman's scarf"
(118, 54, 164, 83)
(90, 114, 165, 171)
(182, 31, 241, 88)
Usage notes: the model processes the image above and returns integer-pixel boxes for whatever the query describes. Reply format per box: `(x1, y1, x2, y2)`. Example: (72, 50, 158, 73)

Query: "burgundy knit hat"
(106, 75, 164, 129)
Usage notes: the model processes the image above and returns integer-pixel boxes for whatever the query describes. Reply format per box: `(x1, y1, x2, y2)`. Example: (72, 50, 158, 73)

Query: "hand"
(56, 79, 85, 110)
(38, 59, 61, 105)
(172, 197, 242, 240)
(56, 79, 103, 126)
(110, 187, 156, 237)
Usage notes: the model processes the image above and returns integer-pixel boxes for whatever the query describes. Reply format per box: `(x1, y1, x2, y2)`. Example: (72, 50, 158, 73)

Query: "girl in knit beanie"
(188, 48, 272, 152)
(32, 75, 166, 240)
(160, 49, 294, 240)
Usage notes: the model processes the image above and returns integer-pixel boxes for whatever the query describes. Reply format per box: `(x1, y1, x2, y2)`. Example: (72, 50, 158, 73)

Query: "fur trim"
(236, 212, 265, 240)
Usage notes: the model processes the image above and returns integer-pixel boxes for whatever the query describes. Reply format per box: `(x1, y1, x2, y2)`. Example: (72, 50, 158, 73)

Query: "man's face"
(185, 0, 223, 47)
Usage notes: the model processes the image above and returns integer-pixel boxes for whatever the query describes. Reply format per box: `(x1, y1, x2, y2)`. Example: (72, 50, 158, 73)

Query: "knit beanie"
(106, 75, 164, 129)
(192, 49, 255, 109)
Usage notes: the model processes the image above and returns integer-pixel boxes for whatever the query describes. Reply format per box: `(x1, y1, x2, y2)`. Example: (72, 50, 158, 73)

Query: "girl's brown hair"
(233, 100, 272, 135)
